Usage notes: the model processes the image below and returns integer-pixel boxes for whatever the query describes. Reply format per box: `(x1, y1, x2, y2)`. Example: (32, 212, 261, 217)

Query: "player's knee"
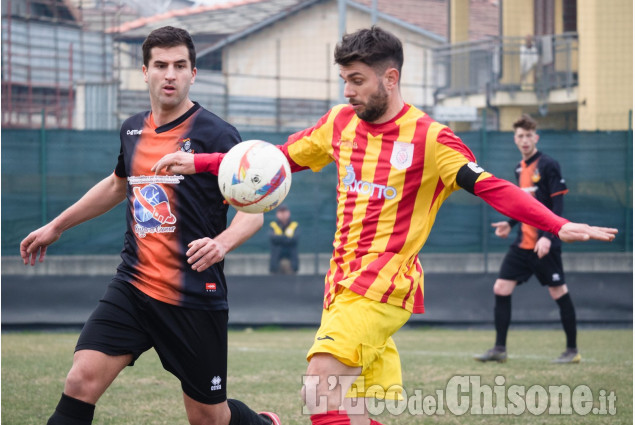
(493, 279, 515, 296)
(549, 285, 568, 300)
(63, 366, 99, 402)
(301, 374, 321, 411)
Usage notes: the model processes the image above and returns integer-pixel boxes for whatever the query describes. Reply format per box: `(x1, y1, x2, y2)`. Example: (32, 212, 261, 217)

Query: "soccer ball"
(217, 140, 292, 213)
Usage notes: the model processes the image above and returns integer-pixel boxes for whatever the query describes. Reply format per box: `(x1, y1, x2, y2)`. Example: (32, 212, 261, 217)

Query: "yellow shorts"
(307, 287, 411, 400)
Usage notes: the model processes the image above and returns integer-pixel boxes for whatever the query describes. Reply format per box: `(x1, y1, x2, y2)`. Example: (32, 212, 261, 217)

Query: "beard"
(352, 82, 389, 123)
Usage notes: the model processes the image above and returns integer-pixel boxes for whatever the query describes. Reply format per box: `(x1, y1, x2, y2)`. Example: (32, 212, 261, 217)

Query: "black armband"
(456, 162, 485, 195)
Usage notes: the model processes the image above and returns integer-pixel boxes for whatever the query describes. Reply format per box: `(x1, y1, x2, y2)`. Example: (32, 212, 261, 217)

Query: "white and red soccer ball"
(217, 140, 292, 213)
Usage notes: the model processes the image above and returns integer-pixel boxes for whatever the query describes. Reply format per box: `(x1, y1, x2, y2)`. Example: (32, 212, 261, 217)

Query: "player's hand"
(186, 237, 228, 272)
(534, 236, 551, 259)
(151, 152, 196, 175)
(558, 222, 618, 243)
(491, 221, 511, 238)
(19, 225, 62, 266)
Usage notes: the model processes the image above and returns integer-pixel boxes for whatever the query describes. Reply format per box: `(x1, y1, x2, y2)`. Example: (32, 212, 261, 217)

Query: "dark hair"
(142, 26, 196, 68)
(513, 113, 538, 131)
(334, 26, 403, 78)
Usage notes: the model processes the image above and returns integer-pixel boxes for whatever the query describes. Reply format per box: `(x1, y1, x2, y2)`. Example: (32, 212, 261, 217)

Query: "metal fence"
(2, 127, 631, 258)
(433, 33, 578, 101)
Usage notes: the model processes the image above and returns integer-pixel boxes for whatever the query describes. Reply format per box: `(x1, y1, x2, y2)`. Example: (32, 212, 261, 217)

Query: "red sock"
(310, 410, 351, 425)
(369, 420, 384, 425)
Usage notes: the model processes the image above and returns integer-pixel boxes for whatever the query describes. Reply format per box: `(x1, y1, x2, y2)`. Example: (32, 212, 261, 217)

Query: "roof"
(111, 0, 452, 57)
(108, 0, 309, 40)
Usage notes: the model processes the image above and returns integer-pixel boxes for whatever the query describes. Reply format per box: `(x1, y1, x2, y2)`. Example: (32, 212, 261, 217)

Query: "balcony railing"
(433, 33, 578, 101)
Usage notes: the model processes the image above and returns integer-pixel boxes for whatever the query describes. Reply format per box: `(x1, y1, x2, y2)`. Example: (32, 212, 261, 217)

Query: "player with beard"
(152, 27, 617, 425)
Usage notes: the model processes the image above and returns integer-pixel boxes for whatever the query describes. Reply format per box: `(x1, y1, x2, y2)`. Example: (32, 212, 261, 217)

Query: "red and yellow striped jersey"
(282, 103, 492, 313)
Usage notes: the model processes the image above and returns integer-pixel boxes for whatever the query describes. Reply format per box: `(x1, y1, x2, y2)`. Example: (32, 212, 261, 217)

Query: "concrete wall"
(3, 252, 631, 277)
(577, 0, 633, 131)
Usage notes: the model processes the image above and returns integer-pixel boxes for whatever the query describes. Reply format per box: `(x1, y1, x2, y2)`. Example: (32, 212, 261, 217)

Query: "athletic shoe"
(552, 349, 581, 364)
(474, 347, 507, 363)
(259, 412, 281, 425)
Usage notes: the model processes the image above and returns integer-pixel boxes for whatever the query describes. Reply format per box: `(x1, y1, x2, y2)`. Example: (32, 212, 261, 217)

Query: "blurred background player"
(19, 26, 279, 425)
(475, 113, 580, 364)
(152, 26, 617, 425)
(269, 204, 300, 274)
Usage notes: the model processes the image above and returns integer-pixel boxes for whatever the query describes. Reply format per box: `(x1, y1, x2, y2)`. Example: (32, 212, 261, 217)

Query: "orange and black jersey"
(509, 151, 568, 250)
(114, 102, 240, 309)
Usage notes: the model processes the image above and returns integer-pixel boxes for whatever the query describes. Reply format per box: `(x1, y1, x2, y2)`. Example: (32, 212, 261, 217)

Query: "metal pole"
(481, 108, 489, 272)
(627, 109, 633, 252)
(68, 43, 74, 129)
(371, 0, 378, 25)
(276, 39, 281, 131)
(338, 0, 346, 104)
(40, 108, 48, 226)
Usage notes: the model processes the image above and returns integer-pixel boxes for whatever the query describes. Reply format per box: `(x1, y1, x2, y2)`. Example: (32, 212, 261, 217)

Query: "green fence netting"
(2, 128, 631, 256)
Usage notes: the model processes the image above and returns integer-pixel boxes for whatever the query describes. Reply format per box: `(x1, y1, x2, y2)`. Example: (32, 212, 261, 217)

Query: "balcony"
(433, 33, 578, 113)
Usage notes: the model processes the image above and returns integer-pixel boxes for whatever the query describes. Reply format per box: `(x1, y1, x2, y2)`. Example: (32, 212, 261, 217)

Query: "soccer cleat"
(552, 349, 581, 364)
(259, 412, 281, 425)
(474, 347, 508, 363)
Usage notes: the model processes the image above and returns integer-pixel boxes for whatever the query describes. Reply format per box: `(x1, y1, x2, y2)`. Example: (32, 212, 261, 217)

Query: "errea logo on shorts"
(210, 376, 222, 391)
(126, 129, 143, 135)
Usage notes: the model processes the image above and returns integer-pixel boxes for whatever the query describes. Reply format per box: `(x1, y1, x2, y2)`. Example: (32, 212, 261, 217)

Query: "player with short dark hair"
(152, 26, 617, 425)
(20, 25, 280, 425)
(474, 113, 580, 364)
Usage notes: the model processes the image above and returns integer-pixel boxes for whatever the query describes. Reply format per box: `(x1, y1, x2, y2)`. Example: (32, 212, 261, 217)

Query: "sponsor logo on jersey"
(341, 165, 397, 200)
(338, 139, 358, 149)
(126, 129, 143, 136)
(206, 283, 217, 292)
(132, 184, 177, 238)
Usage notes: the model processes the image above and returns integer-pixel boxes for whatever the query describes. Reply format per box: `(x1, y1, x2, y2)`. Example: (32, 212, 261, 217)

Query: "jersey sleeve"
(282, 107, 341, 173)
(434, 126, 493, 193)
(474, 175, 569, 236)
(544, 157, 568, 197)
(114, 145, 126, 178)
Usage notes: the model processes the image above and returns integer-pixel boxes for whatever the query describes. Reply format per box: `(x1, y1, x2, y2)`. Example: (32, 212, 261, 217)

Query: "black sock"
(556, 292, 577, 349)
(47, 393, 95, 425)
(494, 295, 512, 348)
(227, 399, 270, 425)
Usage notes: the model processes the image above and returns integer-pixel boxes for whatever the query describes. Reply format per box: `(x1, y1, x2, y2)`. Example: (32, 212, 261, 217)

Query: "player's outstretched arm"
(20, 174, 127, 266)
(558, 222, 618, 243)
(187, 211, 264, 272)
(151, 151, 197, 175)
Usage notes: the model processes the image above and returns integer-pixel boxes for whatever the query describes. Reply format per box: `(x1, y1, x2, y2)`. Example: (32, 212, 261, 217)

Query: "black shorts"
(498, 245, 565, 287)
(76, 279, 228, 404)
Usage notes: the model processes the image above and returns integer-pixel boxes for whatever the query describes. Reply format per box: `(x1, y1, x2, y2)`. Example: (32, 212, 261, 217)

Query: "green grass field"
(2, 327, 632, 424)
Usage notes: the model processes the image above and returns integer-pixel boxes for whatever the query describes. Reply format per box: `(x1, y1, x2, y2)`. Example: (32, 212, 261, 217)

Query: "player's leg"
(536, 251, 579, 363)
(183, 397, 279, 425)
(475, 247, 532, 362)
(48, 279, 152, 424)
(148, 300, 277, 425)
(550, 284, 578, 361)
(303, 288, 410, 425)
(47, 351, 132, 425)
(303, 353, 362, 423)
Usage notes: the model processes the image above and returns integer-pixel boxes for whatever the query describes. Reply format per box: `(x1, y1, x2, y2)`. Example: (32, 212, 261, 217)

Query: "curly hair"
(334, 26, 403, 78)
